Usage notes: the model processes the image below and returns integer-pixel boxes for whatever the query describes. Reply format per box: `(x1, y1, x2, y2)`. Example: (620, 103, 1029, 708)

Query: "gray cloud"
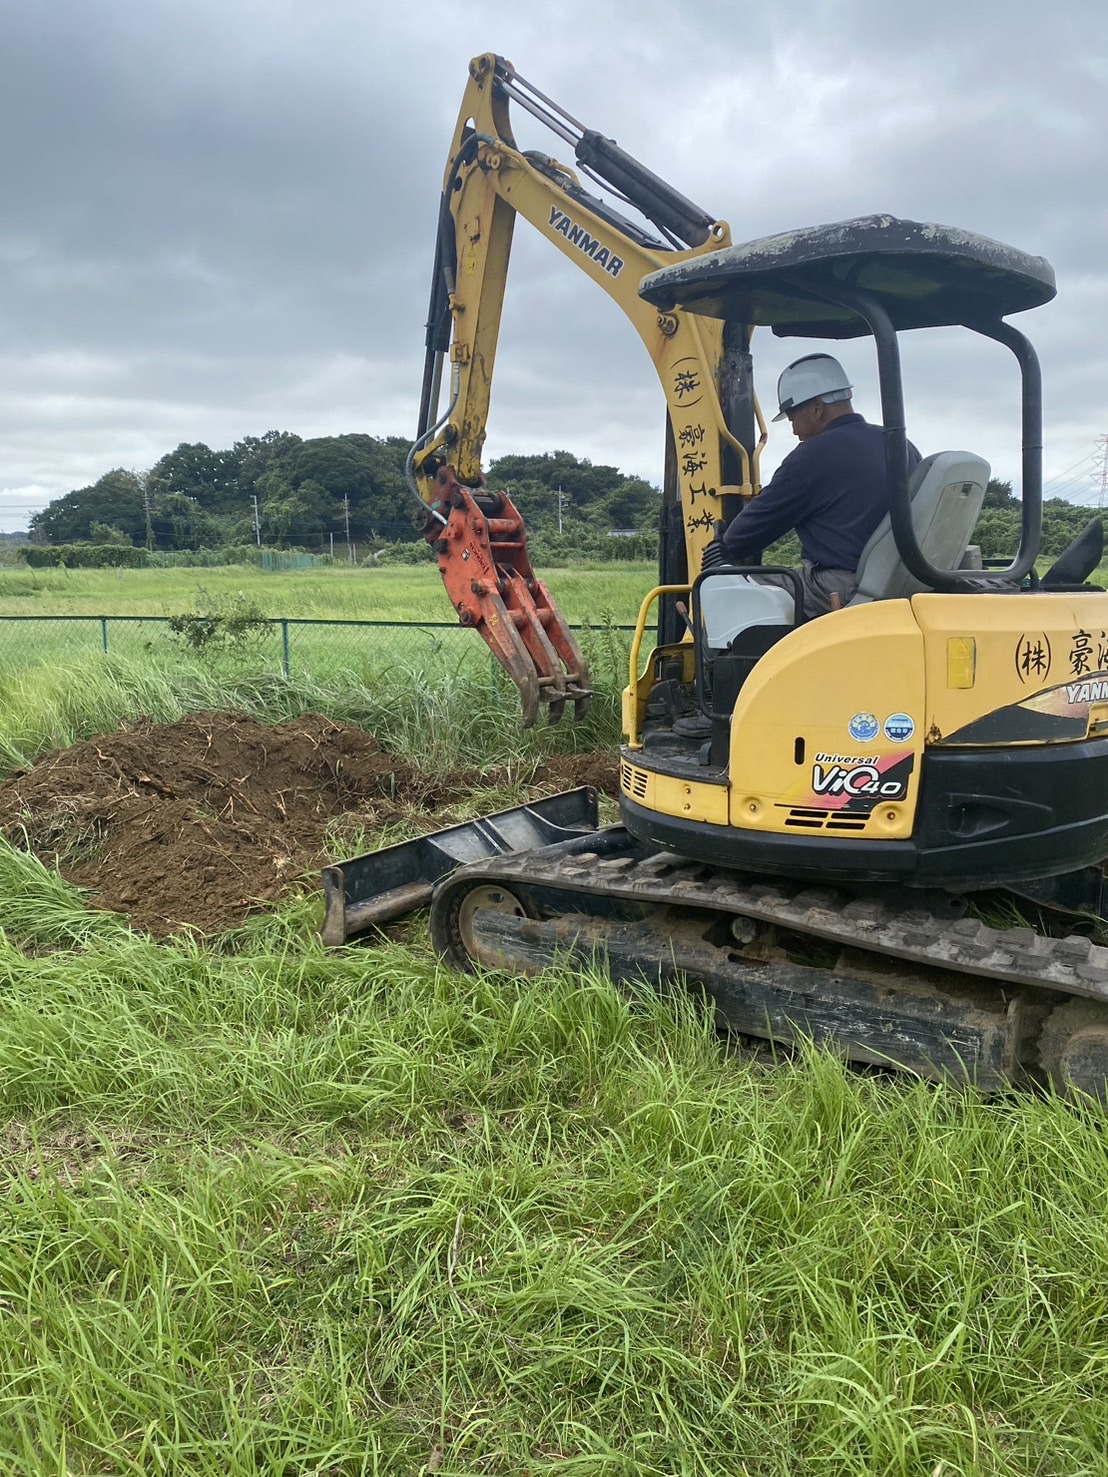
(2, 0, 1105, 530)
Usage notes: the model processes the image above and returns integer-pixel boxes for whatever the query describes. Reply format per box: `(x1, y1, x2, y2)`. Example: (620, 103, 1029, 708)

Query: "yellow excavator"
(323, 53, 1108, 1097)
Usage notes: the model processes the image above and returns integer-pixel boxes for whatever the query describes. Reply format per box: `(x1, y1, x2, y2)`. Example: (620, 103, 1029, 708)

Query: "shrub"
(21, 544, 150, 570)
(165, 589, 273, 661)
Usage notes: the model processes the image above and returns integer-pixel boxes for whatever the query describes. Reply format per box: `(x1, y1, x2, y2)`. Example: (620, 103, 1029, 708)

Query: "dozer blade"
(320, 786, 599, 946)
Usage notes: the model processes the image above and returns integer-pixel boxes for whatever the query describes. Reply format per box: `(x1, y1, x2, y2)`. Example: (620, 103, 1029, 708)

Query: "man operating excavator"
(706, 352, 920, 616)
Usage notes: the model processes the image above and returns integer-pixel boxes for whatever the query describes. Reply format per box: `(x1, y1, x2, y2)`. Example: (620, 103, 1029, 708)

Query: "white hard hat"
(772, 354, 853, 421)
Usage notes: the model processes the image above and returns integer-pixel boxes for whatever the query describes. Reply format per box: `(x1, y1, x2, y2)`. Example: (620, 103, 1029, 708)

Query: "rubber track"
(448, 835, 1108, 1004)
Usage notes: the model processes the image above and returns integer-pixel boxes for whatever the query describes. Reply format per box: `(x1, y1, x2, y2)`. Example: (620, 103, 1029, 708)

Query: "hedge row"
(20, 544, 150, 569)
(18, 544, 317, 570)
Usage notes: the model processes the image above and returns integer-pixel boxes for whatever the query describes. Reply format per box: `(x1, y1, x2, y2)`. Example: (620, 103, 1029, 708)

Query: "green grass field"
(0, 565, 649, 697)
(2, 593, 1108, 1472)
(0, 562, 657, 624)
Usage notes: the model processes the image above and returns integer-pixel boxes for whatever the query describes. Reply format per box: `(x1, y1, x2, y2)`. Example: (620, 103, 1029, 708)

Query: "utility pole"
(557, 484, 564, 534)
(142, 477, 155, 551)
(251, 494, 261, 546)
(1096, 435, 1108, 510)
(343, 495, 354, 562)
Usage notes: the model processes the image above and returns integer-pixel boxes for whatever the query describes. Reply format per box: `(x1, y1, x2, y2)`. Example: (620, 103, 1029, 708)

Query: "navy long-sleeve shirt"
(721, 413, 919, 571)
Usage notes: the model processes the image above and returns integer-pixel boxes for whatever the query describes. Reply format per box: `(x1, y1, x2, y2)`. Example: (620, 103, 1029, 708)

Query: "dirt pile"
(0, 712, 618, 938)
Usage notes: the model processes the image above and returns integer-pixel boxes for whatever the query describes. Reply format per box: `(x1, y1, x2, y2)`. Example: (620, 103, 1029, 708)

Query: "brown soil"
(0, 712, 619, 939)
(533, 751, 620, 796)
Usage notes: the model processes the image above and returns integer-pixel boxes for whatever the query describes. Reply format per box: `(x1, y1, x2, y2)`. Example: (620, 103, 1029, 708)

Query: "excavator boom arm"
(411, 53, 764, 724)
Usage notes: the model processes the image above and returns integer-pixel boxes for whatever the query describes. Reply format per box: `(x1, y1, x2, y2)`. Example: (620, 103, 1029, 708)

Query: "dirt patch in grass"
(0, 712, 618, 938)
(533, 752, 621, 795)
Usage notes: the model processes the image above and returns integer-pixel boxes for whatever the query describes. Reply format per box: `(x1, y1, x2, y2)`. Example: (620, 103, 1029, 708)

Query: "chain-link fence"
(0, 615, 636, 689)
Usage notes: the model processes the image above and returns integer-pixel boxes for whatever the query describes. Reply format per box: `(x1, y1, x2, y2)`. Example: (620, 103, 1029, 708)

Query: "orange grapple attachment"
(424, 465, 592, 727)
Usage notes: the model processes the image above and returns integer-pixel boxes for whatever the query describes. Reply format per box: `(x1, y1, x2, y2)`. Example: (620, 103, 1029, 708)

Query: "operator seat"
(848, 451, 990, 604)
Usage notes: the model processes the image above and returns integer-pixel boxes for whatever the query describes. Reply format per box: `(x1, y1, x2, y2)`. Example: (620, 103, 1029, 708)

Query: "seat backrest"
(848, 451, 990, 604)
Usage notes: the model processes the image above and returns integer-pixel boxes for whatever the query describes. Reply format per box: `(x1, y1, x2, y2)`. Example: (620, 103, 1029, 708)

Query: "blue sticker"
(884, 713, 915, 743)
(848, 712, 880, 743)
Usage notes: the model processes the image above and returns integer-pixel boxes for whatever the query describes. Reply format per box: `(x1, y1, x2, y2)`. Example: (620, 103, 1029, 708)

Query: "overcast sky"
(2, 0, 1106, 533)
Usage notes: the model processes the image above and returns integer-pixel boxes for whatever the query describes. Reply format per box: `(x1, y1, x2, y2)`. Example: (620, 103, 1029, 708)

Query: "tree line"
(27, 434, 662, 562)
(22, 433, 1101, 568)
(972, 478, 1101, 560)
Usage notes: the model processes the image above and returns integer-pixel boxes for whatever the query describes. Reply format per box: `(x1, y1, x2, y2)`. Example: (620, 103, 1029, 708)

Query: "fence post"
(100, 617, 108, 653)
(281, 620, 290, 677)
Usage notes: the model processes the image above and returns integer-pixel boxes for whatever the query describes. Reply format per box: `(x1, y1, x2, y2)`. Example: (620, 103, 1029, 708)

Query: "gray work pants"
(755, 560, 857, 620)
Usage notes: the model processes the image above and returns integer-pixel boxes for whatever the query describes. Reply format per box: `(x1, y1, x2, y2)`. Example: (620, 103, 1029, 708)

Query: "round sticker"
(848, 712, 880, 743)
(883, 713, 915, 743)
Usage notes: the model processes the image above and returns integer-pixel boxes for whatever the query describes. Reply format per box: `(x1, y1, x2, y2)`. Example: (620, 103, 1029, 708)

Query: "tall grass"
(3, 659, 1108, 1472)
(0, 646, 625, 776)
(0, 846, 1107, 1473)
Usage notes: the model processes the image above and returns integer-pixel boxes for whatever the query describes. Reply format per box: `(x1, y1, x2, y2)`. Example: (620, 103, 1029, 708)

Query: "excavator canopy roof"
(638, 214, 1056, 337)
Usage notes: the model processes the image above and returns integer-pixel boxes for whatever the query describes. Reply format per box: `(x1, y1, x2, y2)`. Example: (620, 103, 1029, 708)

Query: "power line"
(1044, 451, 1097, 488)
(1044, 477, 1096, 501)
(1041, 442, 1107, 506)
(1045, 464, 1096, 491)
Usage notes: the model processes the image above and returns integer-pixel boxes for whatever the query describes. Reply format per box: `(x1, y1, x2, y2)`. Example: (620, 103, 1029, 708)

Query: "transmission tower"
(1097, 435, 1108, 510)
